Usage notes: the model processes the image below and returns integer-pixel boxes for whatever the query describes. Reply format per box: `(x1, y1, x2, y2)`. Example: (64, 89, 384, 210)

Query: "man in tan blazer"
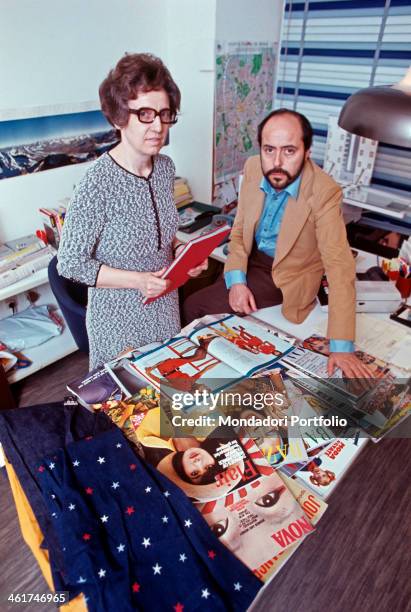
(183, 109, 371, 378)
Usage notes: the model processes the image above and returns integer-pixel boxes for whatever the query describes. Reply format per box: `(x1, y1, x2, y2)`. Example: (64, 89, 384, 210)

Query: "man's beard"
(263, 157, 306, 190)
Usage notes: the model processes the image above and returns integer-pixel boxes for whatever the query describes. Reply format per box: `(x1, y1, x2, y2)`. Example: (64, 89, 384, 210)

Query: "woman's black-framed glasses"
(128, 107, 178, 124)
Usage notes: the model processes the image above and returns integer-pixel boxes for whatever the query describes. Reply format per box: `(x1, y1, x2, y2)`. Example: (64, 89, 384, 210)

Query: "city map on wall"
(214, 42, 277, 183)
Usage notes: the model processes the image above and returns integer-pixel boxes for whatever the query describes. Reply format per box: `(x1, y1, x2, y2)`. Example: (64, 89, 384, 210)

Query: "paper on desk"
(315, 313, 411, 371)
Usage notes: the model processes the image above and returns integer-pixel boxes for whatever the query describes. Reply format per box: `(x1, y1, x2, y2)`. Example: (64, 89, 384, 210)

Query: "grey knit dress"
(57, 152, 181, 369)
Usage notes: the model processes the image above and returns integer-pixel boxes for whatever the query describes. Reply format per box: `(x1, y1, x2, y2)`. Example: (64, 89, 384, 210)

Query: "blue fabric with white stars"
(38, 427, 262, 611)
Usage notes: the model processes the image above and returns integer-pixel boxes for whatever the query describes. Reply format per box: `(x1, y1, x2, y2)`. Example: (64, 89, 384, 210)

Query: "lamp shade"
(338, 69, 411, 147)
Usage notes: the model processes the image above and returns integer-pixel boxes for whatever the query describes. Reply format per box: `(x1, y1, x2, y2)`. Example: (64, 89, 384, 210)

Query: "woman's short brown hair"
(99, 53, 181, 128)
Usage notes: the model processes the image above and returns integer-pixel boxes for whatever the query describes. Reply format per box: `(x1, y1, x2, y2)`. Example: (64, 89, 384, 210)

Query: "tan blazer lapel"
(249, 187, 265, 237)
(273, 161, 314, 268)
(242, 166, 265, 240)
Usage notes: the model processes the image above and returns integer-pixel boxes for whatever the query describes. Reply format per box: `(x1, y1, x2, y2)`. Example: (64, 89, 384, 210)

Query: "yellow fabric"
(135, 406, 177, 450)
(224, 156, 356, 341)
(4, 456, 87, 612)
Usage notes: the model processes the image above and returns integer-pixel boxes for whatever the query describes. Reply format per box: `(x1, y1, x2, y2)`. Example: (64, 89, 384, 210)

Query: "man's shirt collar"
(260, 173, 302, 200)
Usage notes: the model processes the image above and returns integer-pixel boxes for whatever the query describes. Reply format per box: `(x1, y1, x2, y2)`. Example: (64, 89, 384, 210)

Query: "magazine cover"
(255, 474, 328, 583)
(283, 362, 411, 441)
(281, 345, 369, 403)
(302, 334, 391, 378)
(93, 387, 160, 450)
(278, 443, 333, 478)
(292, 437, 368, 499)
(105, 354, 158, 398)
(247, 368, 308, 468)
(134, 409, 269, 501)
(195, 439, 314, 574)
(66, 367, 123, 408)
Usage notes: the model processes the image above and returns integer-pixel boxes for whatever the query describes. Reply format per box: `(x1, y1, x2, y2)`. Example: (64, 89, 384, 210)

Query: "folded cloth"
(38, 427, 262, 611)
(0, 399, 114, 591)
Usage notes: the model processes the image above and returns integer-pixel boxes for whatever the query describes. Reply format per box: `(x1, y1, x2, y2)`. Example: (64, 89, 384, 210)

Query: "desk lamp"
(338, 66, 411, 147)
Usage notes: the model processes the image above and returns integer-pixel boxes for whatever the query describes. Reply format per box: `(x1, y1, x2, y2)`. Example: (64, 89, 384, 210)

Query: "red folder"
(143, 224, 231, 305)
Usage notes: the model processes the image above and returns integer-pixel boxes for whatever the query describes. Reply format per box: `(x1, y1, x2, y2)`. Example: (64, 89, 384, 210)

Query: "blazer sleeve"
(57, 174, 105, 286)
(314, 185, 356, 342)
(224, 159, 252, 275)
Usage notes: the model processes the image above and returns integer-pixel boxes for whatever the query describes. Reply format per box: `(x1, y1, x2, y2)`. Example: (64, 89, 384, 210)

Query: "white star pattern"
(145, 486, 152, 493)
(184, 519, 192, 528)
(51, 494, 56, 499)
(97, 456, 106, 464)
(201, 589, 210, 599)
(52, 512, 57, 518)
(163, 491, 170, 497)
(72, 460, 80, 467)
(77, 577, 86, 584)
(117, 544, 125, 553)
(68, 503, 76, 511)
(153, 563, 162, 575)
(98, 569, 106, 579)
(142, 537, 151, 548)
(234, 582, 242, 591)
(49, 462, 55, 470)
(161, 516, 169, 523)
(111, 481, 119, 490)
(116, 443, 122, 448)
(100, 515, 109, 523)
(179, 553, 187, 562)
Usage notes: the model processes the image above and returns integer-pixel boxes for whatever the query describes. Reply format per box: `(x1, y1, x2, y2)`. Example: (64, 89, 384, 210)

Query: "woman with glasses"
(58, 53, 206, 369)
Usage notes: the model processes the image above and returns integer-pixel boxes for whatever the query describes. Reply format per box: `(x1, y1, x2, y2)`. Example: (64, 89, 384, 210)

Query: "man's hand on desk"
(229, 284, 258, 315)
(328, 352, 374, 380)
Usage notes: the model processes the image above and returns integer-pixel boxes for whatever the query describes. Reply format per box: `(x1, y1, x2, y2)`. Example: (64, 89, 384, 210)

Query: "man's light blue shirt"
(224, 174, 354, 353)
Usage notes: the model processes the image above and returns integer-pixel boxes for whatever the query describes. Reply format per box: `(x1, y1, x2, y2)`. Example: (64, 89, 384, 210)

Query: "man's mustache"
(264, 167, 292, 180)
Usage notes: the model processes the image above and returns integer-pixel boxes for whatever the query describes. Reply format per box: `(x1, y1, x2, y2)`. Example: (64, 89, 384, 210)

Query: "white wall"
(0, 0, 167, 112)
(165, 0, 217, 204)
(0, 0, 284, 240)
(215, 0, 283, 42)
(0, 0, 168, 241)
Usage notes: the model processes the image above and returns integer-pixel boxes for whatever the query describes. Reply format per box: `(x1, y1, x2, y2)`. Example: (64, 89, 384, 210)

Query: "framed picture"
(0, 104, 118, 180)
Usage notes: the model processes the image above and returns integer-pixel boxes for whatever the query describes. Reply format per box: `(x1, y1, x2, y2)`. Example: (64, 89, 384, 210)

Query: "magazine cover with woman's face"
(135, 407, 264, 501)
(195, 439, 314, 573)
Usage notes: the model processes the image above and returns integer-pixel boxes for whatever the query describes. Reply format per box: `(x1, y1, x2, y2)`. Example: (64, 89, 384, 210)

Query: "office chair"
(48, 256, 89, 353)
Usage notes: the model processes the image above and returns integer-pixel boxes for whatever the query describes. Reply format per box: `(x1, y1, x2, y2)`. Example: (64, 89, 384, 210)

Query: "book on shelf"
(38, 206, 67, 248)
(0, 240, 44, 267)
(143, 224, 231, 304)
(0, 246, 55, 290)
(174, 177, 193, 208)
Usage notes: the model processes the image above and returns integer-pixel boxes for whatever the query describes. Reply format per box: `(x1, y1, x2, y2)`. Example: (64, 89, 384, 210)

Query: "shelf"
(0, 267, 49, 302)
(8, 314, 78, 383)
